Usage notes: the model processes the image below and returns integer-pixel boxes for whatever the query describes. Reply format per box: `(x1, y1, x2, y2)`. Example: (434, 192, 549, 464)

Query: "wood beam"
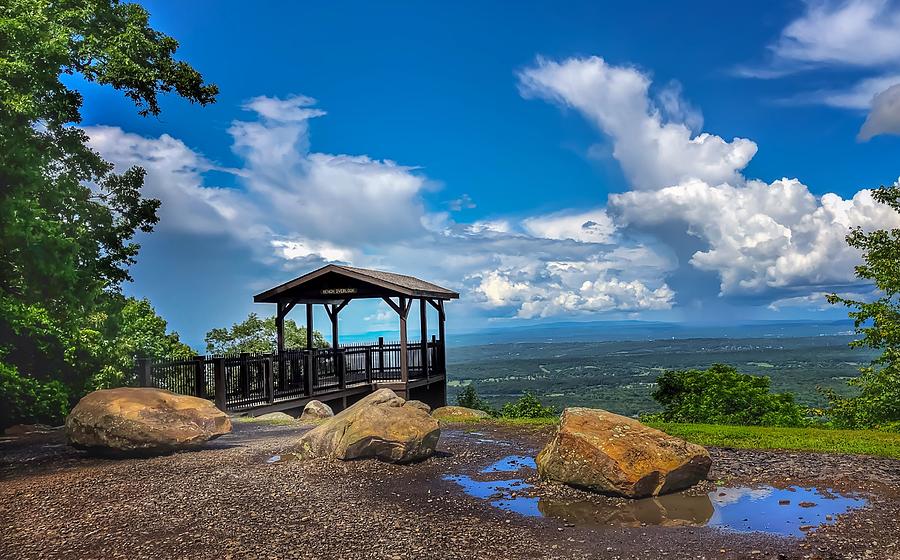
(306, 303, 314, 349)
(398, 297, 409, 385)
(419, 298, 428, 377)
(276, 301, 285, 353)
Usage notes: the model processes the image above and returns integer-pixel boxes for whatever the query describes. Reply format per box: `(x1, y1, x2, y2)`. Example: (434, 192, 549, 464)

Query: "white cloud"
(611, 179, 900, 295)
(739, 1, 900, 140)
(518, 56, 757, 190)
(521, 56, 900, 298)
(87, 94, 674, 321)
(465, 219, 512, 234)
(521, 208, 615, 243)
(772, 0, 900, 68)
(813, 74, 900, 109)
(858, 83, 900, 139)
(447, 193, 476, 211)
(471, 259, 674, 319)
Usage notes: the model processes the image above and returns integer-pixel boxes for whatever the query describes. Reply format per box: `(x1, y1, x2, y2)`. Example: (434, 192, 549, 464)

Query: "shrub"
(0, 362, 69, 429)
(456, 384, 497, 416)
(500, 391, 557, 419)
(652, 363, 808, 427)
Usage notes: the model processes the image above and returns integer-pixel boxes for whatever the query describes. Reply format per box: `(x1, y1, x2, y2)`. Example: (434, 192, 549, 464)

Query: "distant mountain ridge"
(447, 319, 856, 347)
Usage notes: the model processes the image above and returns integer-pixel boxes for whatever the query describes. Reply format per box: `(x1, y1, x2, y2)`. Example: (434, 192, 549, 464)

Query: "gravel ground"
(1, 421, 899, 560)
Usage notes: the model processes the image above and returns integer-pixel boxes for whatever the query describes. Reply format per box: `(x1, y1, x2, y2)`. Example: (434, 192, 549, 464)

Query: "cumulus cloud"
(469, 254, 674, 319)
(518, 56, 757, 190)
(520, 56, 900, 298)
(521, 208, 615, 243)
(87, 94, 673, 321)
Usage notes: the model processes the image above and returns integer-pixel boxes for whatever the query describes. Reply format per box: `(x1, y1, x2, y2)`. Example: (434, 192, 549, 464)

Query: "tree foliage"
(0, 0, 215, 427)
(826, 184, 900, 429)
(204, 313, 328, 355)
(499, 391, 557, 419)
(456, 384, 497, 416)
(651, 364, 808, 427)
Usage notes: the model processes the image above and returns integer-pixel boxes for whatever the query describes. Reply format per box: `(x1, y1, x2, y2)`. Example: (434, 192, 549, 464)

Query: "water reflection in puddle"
(481, 455, 537, 473)
(266, 455, 282, 463)
(444, 455, 867, 537)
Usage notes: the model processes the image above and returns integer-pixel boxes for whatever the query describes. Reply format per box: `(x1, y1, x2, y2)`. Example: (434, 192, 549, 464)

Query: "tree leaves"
(0, 0, 216, 418)
(827, 184, 900, 428)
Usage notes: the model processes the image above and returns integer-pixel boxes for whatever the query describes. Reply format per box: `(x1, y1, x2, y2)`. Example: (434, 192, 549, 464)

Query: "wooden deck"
(137, 338, 447, 413)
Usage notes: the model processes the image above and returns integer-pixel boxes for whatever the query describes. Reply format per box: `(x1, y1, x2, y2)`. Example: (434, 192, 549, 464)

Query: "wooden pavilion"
(252, 264, 459, 410)
(137, 265, 458, 415)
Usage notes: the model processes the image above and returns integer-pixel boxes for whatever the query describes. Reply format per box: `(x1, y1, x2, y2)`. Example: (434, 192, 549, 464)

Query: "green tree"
(204, 313, 328, 355)
(499, 391, 556, 419)
(0, 0, 216, 425)
(456, 384, 496, 416)
(651, 364, 807, 427)
(826, 184, 900, 429)
(86, 297, 195, 390)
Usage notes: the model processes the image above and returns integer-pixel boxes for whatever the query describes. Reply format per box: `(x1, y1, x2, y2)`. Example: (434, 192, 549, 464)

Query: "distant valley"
(445, 332, 874, 417)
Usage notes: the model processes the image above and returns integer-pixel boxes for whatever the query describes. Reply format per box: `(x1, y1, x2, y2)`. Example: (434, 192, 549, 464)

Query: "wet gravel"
(1, 422, 898, 560)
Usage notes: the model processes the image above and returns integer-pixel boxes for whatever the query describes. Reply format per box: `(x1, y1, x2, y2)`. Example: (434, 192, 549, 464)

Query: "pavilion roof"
(253, 264, 459, 303)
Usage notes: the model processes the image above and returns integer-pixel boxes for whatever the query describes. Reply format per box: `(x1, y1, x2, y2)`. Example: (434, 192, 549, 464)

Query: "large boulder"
(432, 405, 490, 420)
(403, 400, 431, 414)
(300, 400, 334, 422)
(66, 387, 231, 456)
(294, 389, 440, 463)
(536, 407, 711, 498)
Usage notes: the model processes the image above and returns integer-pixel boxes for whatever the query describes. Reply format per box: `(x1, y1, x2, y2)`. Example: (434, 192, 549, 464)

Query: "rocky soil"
(1, 421, 899, 560)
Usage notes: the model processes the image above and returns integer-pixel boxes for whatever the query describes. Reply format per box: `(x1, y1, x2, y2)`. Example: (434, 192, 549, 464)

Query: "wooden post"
(419, 298, 428, 379)
(306, 303, 316, 388)
(378, 336, 385, 379)
(136, 357, 151, 387)
(239, 352, 250, 398)
(213, 357, 227, 412)
(276, 301, 285, 353)
(304, 349, 314, 397)
(193, 356, 206, 398)
(306, 303, 314, 349)
(337, 349, 346, 390)
(438, 300, 446, 375)
(430, 335, 437, 380)
(266, 355, 275, 403)
(399, 297, 409, 384)
(331, 308, 339, 350)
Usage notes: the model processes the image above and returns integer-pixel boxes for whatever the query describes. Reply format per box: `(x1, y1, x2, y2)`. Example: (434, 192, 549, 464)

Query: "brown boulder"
(66, 387, 231, 456)
(403, 400, 432, 414)
(536, 407, 711, 498)
(294, 389, 440, 463)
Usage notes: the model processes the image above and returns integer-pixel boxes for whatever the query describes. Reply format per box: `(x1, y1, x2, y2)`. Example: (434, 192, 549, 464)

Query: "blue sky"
(77, 1, 900, 349)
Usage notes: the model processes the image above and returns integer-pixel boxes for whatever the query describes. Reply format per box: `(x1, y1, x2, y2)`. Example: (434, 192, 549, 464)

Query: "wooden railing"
(136, 338, 444, 411)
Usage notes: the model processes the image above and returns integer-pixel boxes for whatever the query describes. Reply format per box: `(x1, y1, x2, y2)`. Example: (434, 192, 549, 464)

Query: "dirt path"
(1, 422, 898, 559)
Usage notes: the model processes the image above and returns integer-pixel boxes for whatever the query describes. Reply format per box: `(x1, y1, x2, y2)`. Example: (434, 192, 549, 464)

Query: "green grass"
(648, 422, 900, 459)
(437, 414, 560, 426)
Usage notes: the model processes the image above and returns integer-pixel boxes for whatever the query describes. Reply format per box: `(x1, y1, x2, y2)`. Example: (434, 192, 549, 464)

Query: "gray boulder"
(300, 400, 334, 421)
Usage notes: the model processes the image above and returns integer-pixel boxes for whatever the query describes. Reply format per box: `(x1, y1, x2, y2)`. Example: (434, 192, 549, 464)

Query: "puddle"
(444, 455, 867, 537)
(442, 475, 540, 516)
(481, 455, 536, 473)
(266, 455, 282, 464)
